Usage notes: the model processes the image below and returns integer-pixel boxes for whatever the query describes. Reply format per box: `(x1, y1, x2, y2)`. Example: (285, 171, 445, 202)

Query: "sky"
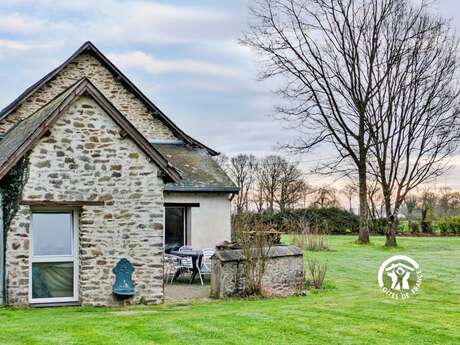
(0, 0, 460, 188)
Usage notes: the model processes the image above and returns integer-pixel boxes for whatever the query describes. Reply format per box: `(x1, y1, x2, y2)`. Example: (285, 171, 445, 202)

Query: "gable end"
(0, 42, 218, 156)
(0, 79, 181, 183)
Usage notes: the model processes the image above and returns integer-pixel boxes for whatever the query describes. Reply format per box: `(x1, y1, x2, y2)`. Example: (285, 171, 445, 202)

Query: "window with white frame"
(30, 210, 78, 303)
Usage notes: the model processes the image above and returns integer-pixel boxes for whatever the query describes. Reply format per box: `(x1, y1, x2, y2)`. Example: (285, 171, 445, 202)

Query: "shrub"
(233, 213, 279, 296)
(421, 220, 433, 233)
(305, 257, 327, 289)
(437, 217, 460, 235)
(369, 218, 387, 235)
(232, 207, 359, 235)
(409, 221, 420, 233)
(295, 207, 359, 234)
(232, 212, 281, 244)
(290, 218, 329, 251)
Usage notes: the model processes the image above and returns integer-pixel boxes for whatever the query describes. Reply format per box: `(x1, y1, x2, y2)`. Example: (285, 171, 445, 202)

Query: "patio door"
(29, 210, 78, 304)
(165, 207, 187, 252)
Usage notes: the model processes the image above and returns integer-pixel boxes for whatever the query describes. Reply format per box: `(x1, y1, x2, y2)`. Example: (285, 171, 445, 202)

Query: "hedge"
(436, 217, 460, 234)
(232, 207, 360, 234)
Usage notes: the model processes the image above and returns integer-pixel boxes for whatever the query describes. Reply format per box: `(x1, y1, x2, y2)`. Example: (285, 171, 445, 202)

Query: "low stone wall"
(210, 245, 304, 298)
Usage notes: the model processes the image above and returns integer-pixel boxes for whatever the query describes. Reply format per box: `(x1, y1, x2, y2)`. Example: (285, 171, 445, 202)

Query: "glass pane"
(165, 208, 185, 252)
(33, 213, 72, 256)
(32, 262, 74, 299)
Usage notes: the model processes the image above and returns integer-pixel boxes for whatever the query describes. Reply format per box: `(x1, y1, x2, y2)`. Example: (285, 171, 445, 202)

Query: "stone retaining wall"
(210, 245, 304, 298)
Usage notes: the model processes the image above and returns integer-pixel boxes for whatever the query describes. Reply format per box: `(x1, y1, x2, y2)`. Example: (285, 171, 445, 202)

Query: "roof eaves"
(164, 186, 240, 193)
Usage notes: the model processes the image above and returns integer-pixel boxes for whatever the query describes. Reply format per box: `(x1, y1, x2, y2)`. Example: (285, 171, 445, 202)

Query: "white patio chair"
(199, 248, 215, 284)
(164, 254, 179, 283)
(165, 253, 193, 284)
(170, 255, 194, 284)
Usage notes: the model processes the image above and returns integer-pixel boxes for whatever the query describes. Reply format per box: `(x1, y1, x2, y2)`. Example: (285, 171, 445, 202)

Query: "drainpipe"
(0, 192, 4, 305)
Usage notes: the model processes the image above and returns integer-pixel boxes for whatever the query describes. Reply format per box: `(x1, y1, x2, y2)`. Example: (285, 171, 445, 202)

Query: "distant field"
(0, 236, 459, 345)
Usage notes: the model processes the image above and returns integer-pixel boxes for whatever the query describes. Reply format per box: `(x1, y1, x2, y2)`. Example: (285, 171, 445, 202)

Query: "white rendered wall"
(164, 192, 232, 249)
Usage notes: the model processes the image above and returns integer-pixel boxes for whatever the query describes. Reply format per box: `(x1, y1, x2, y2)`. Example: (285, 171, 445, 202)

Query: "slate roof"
(0, 79, 181, 182)
(152, 143, 239, 193)
(0, 41, 218, 156)
(0, 82, 81, 177)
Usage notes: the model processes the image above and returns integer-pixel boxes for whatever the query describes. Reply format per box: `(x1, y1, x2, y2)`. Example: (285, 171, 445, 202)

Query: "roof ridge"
(0, 41, 219, 156)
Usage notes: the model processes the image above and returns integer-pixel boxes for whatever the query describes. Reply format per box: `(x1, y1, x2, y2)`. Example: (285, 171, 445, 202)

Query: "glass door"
(165, 207, 186, 252)
(29, 211, 78, 304)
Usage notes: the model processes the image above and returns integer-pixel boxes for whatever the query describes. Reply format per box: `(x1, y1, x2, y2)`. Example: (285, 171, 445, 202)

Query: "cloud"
(108, 51, 241, 78)
(0, 0, 238, 45)
(0, 13, 73, 36)
(90, 1, 238, 45)
(0, 14, 46, 34)
(0, 38, 34, 50)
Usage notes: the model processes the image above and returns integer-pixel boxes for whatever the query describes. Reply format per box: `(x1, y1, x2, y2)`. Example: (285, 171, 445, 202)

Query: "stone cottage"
(0, 42, 238, 307)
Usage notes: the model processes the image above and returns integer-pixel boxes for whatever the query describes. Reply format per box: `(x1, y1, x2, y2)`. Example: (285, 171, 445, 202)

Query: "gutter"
(164, 186, 240, 193)
(0, 192, 4, 305)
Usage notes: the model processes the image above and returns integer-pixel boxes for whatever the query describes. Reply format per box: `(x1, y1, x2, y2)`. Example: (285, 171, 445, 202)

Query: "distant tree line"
(220, 151, 460, 236)
(216, 153, 351, 213)
(217, 154, 306, 213)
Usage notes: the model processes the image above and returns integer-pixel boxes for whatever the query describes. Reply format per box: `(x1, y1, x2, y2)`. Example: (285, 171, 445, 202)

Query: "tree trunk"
(385, 216, 398, 247)
(357, 162, 370, 244)
(383, 196, 398, 246)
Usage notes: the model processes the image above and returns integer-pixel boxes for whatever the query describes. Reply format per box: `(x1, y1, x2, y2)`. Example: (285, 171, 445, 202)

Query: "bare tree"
(404, 195, 417, 220)
(258, 155, 285, 212)
(437, 187, 452, 218)
(404, 194, 418, 232)
(252, 178, 266, 213)
(367, 179, 385, 222)
(436, 187, 460, 218)
(241, 0, 406, 244)
(341, 183, 357, 214)
(213, 154, 229, 173)
(418, 190, 437, 233)
(275, 161, 308, 211)
(311, 186, 338, 208)
(366, 0, 460, 246)
(228, 154, 259, 213)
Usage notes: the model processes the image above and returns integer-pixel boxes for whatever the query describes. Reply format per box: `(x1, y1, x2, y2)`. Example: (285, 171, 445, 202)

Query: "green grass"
(1, 236, 459, 345)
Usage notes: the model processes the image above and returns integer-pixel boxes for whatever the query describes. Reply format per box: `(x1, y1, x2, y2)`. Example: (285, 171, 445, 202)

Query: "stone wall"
(210, 245, 304, 298)
(5, 95, 165, 306)
(0, 53, 176, 141)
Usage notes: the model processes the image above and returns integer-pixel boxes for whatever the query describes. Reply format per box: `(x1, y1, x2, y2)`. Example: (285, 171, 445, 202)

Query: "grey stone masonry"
(5, 96, 165, 306)
(0, 53, 176, 140)
(210, 245, 304, 298)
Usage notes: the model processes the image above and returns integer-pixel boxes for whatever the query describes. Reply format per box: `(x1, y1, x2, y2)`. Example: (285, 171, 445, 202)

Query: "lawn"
(0, 236, 459, 345)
